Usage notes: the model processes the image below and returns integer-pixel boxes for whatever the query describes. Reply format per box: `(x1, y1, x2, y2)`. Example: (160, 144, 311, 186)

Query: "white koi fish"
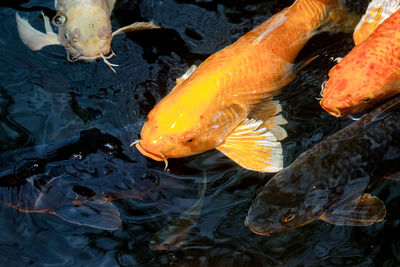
(16, 0, 160, 72)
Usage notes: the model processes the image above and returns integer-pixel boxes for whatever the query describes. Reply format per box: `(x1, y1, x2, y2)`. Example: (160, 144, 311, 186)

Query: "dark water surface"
(1, 0, 400, 266)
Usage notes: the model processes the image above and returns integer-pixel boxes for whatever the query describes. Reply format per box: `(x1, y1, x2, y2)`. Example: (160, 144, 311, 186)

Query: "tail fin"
(353, 0, 400, 45)
(319, 0, 361, 34)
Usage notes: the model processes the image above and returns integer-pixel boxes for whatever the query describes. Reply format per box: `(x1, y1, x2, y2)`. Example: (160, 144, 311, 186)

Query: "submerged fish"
(148, 175, 207, 250)
(320, 2, 400, 117)
(16, 0, 160, 72)
(0, 125, 195, 230)
(245, 96, 400, 235)
(136, 0, 357, 173)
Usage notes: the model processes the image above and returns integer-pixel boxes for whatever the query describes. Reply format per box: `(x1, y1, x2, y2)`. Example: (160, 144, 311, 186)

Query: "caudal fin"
(353, 0, 400, 45)
(318, 0, 361, 34)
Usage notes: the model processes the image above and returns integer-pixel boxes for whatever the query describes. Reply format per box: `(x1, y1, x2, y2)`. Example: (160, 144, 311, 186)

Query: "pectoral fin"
(249, 100, 287, 141)
(321, 194, 386, 226)
(54, 200, 121, 230)
(112, 21, 161, 37)
(16, 13, 60, 51)
(216, 118, 283, 173)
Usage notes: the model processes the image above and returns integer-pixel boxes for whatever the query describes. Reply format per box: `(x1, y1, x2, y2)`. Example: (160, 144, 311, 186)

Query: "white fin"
(265, 114, 288, 141)
(354, 0, 400, 45)
(216, 118, 283, 173)
(16, 13, 60, 51)
(249, 100, 288, 141)
(171, 65, 197, 92)
(107, 0, 117, 12)
(112, 21, 161, 37)
(41, 11, 55, 35)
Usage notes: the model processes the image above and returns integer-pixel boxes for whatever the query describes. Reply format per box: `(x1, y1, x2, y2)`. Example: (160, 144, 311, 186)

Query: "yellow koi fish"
(135, 0, 357, 173)
(16, 0, 160, 72)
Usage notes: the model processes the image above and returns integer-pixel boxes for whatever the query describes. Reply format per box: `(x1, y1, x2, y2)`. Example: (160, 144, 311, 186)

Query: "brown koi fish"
(246, 96, 400, 235)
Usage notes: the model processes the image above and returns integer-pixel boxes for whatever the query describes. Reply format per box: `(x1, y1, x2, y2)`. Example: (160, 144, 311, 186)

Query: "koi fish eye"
(181, 132, 195, 144)
(362, 97, 372, 103)
(53, 15, 67, 26)
(281, 212, 296, 223)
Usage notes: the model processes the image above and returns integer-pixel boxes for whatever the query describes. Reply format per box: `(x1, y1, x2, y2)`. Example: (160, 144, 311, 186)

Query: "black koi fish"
(245, 96, 400, 235)
(0, 123, 195, 230)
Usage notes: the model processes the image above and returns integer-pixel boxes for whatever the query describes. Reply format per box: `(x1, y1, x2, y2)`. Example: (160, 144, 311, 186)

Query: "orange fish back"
(321, 8, 400, 116)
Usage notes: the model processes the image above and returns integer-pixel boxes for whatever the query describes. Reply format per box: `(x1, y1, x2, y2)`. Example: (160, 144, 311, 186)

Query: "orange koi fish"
(320, 0, 400, 117)
(136, 0, 356, 173)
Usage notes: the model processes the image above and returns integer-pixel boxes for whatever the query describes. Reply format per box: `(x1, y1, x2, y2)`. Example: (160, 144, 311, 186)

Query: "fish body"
(320, 4, 400, 117)
(246, 97, 400, 235)
(0, 125, 194, 230)
(53, 0, 115, 60)
(16, 0, 160, 71)
(137, 0, 353, 173)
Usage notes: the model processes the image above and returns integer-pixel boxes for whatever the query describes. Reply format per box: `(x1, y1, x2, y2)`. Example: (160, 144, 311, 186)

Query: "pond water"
(1, 0, 400, 266)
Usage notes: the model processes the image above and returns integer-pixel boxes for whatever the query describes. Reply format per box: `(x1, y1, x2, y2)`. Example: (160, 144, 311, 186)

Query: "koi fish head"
(136, 89, 233, 162)
(320, 78, 376, 117)
(53, 5, 112, 61)
(319, 62, 395, 117)
(245, 167, 325, 235)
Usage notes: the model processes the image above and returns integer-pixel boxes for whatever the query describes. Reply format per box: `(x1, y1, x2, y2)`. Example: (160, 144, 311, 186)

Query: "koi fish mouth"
(244, 217, 271, 236)
(319, 99, 342, 117)
(134, 141, 164, 161)
(67, 50, 118, 73)
(135, 141, 169, 170)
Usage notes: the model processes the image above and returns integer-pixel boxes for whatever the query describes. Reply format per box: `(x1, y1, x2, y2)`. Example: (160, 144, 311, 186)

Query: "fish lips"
(135, 141, 164, 161)
(245, 203, 274, 235)
(320, 99, 343, 117)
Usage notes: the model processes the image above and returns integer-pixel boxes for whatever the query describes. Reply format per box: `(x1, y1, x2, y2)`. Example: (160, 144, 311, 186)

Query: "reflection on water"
(0, 0, 399, 266)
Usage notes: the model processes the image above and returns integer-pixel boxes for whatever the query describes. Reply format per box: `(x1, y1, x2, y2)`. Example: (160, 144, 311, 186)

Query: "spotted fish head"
(245, 168, 325, 235)
(320, 55, 400, 117)
(53, 5, 112, 61)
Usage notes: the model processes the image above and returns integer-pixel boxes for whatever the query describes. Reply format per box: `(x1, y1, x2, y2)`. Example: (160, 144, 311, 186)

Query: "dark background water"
(1, 0, 400, 266)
